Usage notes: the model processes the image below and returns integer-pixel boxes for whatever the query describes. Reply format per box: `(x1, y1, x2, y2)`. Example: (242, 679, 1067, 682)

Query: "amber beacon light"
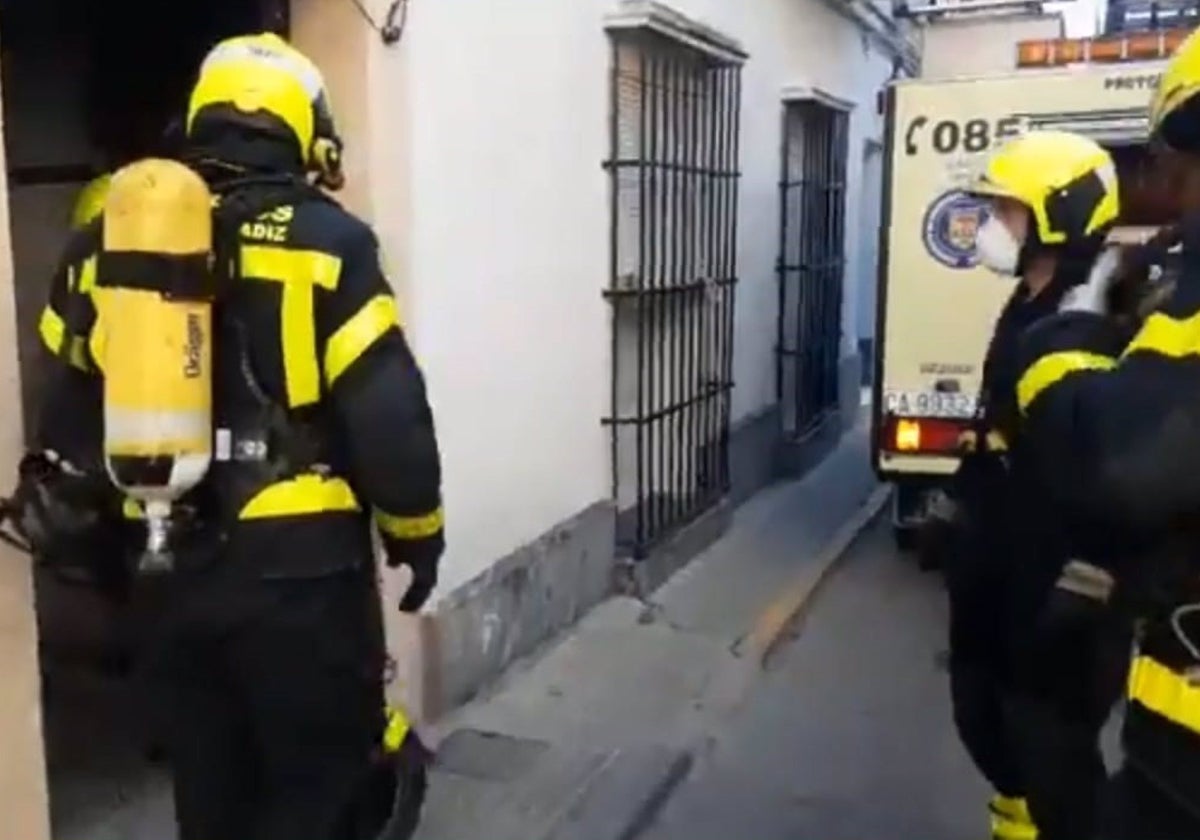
(1016, 28, 1191, 68)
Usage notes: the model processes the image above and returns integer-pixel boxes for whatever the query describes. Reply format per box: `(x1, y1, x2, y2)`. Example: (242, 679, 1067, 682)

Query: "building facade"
(0, 0, 911, 833)
(1105, 0, 1200, 33)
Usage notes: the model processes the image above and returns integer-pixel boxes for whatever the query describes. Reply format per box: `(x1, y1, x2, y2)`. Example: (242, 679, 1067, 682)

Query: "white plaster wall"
(655, 0, 892, 412)
(919, 13, 1065, 79)
(395, 0, 896, 593)
(400, 0, 612, 595)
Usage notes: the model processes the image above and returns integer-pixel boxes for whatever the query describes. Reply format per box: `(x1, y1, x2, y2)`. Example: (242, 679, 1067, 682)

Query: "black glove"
(385, 534, 443, 613)
(9, 451, 117, 561)
(1034, 560, 1114, 661)
(1040, 585, 1106, 638)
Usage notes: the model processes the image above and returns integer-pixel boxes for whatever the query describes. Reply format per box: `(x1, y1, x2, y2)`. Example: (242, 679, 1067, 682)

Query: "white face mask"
(975, 215, 1021, 276)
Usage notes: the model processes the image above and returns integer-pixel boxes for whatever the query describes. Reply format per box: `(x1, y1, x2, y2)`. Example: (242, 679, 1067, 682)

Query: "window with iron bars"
(603, 29, 742, 559)
(776, 99, 849, 439)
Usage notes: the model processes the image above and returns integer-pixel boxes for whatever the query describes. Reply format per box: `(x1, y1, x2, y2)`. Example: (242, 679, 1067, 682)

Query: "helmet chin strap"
(1015, 236, 1034, 278)
(1014, 205, 1042, 278)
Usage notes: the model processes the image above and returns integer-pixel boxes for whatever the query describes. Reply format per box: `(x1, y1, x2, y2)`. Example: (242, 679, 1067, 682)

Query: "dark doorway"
(0, 2, 287, 834)
(776, 98, 849, 440)
(2, 0, 289, 431)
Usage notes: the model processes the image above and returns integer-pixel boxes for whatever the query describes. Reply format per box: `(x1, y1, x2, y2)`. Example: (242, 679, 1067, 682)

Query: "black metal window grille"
(776, 99, 848, 439)
(603, 30, 742, 559)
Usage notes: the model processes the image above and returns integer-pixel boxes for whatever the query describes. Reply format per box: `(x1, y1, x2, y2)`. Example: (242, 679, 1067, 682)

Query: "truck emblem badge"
(922, 189, 989, 269)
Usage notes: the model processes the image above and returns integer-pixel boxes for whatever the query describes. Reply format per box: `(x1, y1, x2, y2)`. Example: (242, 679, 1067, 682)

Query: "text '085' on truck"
(871, 25, 1185, 557)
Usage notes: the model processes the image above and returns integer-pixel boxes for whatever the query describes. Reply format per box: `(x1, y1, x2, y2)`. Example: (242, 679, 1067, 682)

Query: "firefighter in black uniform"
(13, 33, 441, 840)
(948, 131, 1129, 840)
(1013, 28, 1200, 840)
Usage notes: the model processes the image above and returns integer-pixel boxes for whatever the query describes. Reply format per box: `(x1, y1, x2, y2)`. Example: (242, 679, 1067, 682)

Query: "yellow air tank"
(96, 159, 215, 572)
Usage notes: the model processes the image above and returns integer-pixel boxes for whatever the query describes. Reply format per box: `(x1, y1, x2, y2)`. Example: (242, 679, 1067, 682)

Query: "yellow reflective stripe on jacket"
(375, 506, 444, 540)
(39, 306, 66, 354)
(128, 475, 366, 522)
(76, 256, 97, 294)
(40, 307, 92, 371)
(239, 473, 360, 520)
(382, 705, 411, 753)
(89, 287, 108, 373)
(1128, 654, 1200, 736)
(1122, 311, 1200, 359)
(71, 255, 104, 371)
(240, 245, 342, 408)
(324, 294, 400, 386)
(989, 795, 1037, 840)
(44, 255, 100, 369)
(89, 318, 106, 373)
(1017, 351, 1116, 413)
(65, 336, 91, 371)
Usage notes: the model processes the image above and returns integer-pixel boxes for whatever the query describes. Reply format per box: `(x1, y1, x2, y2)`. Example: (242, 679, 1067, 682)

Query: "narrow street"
(642, 515, 989, 840)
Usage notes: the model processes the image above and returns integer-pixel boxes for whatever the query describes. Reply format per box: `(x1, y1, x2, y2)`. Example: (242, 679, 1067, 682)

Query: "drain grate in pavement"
(433, 729, 551, 782)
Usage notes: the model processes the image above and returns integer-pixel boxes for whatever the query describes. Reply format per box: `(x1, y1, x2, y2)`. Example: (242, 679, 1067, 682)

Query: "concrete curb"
(619, 751, 694, 840)
(741, 484, 890, 665)
(415, 732, 694, 840)
(553, 749, 695, 840)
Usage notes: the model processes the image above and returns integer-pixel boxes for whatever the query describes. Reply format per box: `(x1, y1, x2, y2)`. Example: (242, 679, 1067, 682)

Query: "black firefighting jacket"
(1015, 222, 1200, 817)
(952, 265, 1091, 651)
(35, 172, 444, 579)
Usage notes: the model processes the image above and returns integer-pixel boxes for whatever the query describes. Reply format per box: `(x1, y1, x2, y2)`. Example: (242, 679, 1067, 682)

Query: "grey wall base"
(728, 406, 780, 507)
(432, 501, 616, 711)
(774, 351, 861, 481)
(615, 500, 732, 598)
(430, 354, 862, 715)
(431, 492, 734, 716)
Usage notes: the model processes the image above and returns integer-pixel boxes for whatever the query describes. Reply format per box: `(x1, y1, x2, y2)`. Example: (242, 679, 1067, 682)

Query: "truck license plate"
(884, 390, 977, 419)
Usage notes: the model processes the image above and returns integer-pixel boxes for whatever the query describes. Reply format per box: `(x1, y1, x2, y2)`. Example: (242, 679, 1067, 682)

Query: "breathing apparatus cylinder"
(96, 159, 216, 573)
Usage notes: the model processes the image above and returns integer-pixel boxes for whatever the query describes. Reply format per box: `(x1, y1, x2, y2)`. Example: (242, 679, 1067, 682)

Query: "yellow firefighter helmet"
(186, 32, 344, 189)
(1150, 26, 1200, 150)
(968, 130, 1119, 246)
(71, 173, 113, 230)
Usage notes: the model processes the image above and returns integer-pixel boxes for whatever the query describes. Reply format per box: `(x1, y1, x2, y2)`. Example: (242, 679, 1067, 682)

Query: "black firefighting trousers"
(946, 453, 1026, 799)
(946, 453, 1128, 840)
(1098, 764, 1200, 840)
(946, 538, 1025, 798)
(948, 545, 1127, 840)
(1006, 610, 1129, 840)
(141, 551, 391, 840)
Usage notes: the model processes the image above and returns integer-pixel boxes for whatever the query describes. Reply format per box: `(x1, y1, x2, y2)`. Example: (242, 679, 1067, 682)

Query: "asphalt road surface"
(642, 515, 993, 840)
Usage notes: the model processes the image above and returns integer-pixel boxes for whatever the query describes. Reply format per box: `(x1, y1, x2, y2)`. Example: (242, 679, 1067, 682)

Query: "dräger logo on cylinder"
(183, 313, 204, 378)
